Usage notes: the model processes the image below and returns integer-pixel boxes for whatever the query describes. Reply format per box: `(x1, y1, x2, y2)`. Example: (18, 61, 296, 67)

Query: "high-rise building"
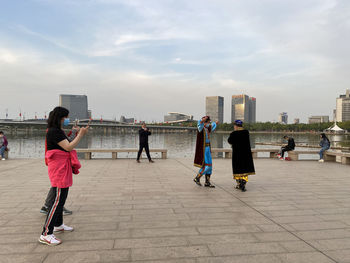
(278, 112, 288, 124)
(206, 96, 224, 123)
(231, 94, 256, 123)
(336, 89, 350, 122)
(249, 97, 256, 123)
(59, 94, 89, 120)
(308, 116, 329, 124)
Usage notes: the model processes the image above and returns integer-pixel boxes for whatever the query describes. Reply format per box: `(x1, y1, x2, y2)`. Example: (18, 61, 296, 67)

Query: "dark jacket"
(228, 129, 255, 176)
(139, 128, 151, 145)
(286, 138, 295, 150)
(0, 136, 8, 147)
(320, 138, 330, 149)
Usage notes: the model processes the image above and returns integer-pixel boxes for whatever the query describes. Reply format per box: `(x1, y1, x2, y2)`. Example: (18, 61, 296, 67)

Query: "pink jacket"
(45, 149, 81, 188)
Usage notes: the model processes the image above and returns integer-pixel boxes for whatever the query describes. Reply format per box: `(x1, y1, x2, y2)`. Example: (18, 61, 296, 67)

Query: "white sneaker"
(1, 158, 5, 161)
(318, 159, 324, 163)
(38, 234, 62, 246)
(54, 224, 74, 233)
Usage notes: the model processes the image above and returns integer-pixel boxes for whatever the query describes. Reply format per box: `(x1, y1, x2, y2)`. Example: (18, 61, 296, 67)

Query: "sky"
(0, 0, 348, 123)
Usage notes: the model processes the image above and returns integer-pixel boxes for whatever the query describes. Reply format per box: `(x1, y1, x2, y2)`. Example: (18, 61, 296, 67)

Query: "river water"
(3, 131, 349, 159)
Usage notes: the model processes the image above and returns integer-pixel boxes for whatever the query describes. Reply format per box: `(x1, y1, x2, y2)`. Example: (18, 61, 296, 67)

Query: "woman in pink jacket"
(39, 106, 89, 246)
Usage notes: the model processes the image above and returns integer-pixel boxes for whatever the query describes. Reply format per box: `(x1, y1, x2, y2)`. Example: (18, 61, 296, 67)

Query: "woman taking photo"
(319, 133, 330, 163)
(39, 106, 88, 246)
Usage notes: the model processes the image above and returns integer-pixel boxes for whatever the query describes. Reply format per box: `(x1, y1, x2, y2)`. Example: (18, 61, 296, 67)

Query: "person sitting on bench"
(278, 135, 295, 160)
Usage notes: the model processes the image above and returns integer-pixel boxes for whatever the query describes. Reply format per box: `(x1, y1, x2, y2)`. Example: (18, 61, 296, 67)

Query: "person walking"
(136, 123, 154, 163)
(0, 131, 8, 161)
(319, 133, 330, 162)
(40, 124, 81, 216)
(193, 116, 218, 188)
(39, 107, 88, 246)
(277, 135, 295, 160)
(227, 120, 255, 192)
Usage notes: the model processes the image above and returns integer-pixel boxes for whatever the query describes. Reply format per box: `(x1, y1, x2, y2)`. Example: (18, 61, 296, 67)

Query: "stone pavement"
(0, 158, 350, 263)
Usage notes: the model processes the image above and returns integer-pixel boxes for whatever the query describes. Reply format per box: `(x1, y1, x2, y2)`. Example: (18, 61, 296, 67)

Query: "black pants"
(137, 143, 151, 160)
(44, 187, 56, 208)
(280, 147, 294, 158)
(42, 187, 69, 235)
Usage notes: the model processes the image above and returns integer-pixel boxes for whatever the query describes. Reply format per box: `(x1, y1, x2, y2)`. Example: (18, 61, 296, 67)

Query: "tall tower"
(336, 89, 350, 122)
(59, 94, 89, 120)
(206, 96, 224, 123)
(231, 94, 256, 123)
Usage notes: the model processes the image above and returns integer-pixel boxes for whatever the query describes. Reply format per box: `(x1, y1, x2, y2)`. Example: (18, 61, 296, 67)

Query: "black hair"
(320, 133, 330, 143)
(0, 131, 3, 135)
(47, 107, 69, 129)
(283, 135, 288, 139)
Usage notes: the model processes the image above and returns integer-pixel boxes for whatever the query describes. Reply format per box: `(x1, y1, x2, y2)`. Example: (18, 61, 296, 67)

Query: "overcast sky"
(0, 0, 348, 123)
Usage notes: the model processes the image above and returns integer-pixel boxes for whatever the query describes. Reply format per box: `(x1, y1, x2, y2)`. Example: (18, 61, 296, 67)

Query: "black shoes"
(204, 182, 215, 188)
(238, 180, 247, 192)
(40, 206, 73, 215)
(193, 177, 202, 186)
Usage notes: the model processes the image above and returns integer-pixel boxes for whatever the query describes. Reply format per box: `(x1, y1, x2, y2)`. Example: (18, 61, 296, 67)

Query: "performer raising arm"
(193, 116, 218, 188)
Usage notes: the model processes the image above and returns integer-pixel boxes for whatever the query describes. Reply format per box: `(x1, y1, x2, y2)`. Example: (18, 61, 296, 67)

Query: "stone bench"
(76, 148, 167, 160)
(287, 150, 320, 161)
(211, 148, 280, 159)
(324, 151, 350, 165)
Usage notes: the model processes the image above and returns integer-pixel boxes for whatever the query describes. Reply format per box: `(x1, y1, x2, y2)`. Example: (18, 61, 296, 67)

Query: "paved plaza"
(0, 158, 350, 262)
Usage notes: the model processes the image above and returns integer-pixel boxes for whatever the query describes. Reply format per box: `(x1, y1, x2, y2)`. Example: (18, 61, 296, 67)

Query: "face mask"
(63, 118, 70, 126)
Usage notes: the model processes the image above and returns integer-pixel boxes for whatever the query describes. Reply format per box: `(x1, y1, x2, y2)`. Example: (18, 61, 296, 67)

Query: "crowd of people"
(0, 106, 333, 246)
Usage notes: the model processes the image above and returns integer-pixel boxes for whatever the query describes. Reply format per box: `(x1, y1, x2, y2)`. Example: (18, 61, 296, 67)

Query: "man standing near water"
(228, 120, 255, 192)
(137, 123, 154, 163)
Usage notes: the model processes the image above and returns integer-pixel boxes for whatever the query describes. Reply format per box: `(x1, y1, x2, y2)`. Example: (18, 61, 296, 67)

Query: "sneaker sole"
(38, 238, 61, 246)
(40, 210, 48, 214)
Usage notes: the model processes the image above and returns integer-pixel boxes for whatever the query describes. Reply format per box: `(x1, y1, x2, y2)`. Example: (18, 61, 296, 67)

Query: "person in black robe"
(137, 123, 154, 163)
(227, 120, 255, 192)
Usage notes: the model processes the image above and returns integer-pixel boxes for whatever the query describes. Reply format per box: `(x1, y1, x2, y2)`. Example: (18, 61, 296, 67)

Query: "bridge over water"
(0, 120, 196, 135)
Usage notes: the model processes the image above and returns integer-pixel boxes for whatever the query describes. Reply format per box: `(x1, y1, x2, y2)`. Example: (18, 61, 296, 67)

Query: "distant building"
(294, 118, 300, 124)
(278, 112, 288, 124)
(206, 96, 224, 123)
(59, 94, 88, 120)
(231, 94, 256, 123)
(164, 112, 193, 123)
(120, 116, 135, 124)
(308, 116, 329, 124)
(336, 89, 350, 122)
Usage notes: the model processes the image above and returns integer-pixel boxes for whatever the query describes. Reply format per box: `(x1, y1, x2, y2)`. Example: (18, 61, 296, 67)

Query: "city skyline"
(0, 0, 347, 122)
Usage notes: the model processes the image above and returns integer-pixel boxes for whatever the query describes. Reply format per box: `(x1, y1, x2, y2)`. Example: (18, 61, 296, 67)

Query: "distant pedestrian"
(319, 133, 330, 163)
(193, 116, 218, 188)
(227, 120, 255, 192)
(0, 131, 8, 161)
(39, 106, 88, 246)
(277, 135, 295, 160)
(137, 123, 154, 163)
(40, 124, 81, 216)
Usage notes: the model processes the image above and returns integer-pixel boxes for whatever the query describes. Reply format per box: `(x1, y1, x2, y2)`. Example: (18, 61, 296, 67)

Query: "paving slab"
(0, 158, 349, 262)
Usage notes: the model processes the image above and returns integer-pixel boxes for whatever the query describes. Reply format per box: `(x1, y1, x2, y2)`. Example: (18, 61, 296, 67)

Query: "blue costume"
(193, 118, 217, 187)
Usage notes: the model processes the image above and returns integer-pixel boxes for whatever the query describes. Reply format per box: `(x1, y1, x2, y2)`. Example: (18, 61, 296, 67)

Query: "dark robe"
(194, 124, 212, 167)
(227, 129, 255, 176)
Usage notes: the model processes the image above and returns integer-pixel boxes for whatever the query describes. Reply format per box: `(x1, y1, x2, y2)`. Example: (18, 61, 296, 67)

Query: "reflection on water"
(4, 132, 350, 159)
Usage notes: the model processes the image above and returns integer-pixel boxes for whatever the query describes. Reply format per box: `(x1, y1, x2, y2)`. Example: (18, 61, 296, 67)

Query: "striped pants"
(42, 187, 69, 235)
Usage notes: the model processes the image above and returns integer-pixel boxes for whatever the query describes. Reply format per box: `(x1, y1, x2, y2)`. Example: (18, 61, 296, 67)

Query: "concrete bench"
(211, 148, 280, 159)
(287, 150, 320, 161)
(76, 148, 167, 160)
(324, 151, 350, 165)
(4, 150, 9, 159)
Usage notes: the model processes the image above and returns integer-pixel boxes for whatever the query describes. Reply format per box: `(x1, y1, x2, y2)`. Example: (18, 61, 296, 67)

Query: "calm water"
(4, 131, 349, 159)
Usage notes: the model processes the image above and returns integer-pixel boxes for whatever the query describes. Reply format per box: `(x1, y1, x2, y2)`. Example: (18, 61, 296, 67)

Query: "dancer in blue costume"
(193, 116, 218, 188)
